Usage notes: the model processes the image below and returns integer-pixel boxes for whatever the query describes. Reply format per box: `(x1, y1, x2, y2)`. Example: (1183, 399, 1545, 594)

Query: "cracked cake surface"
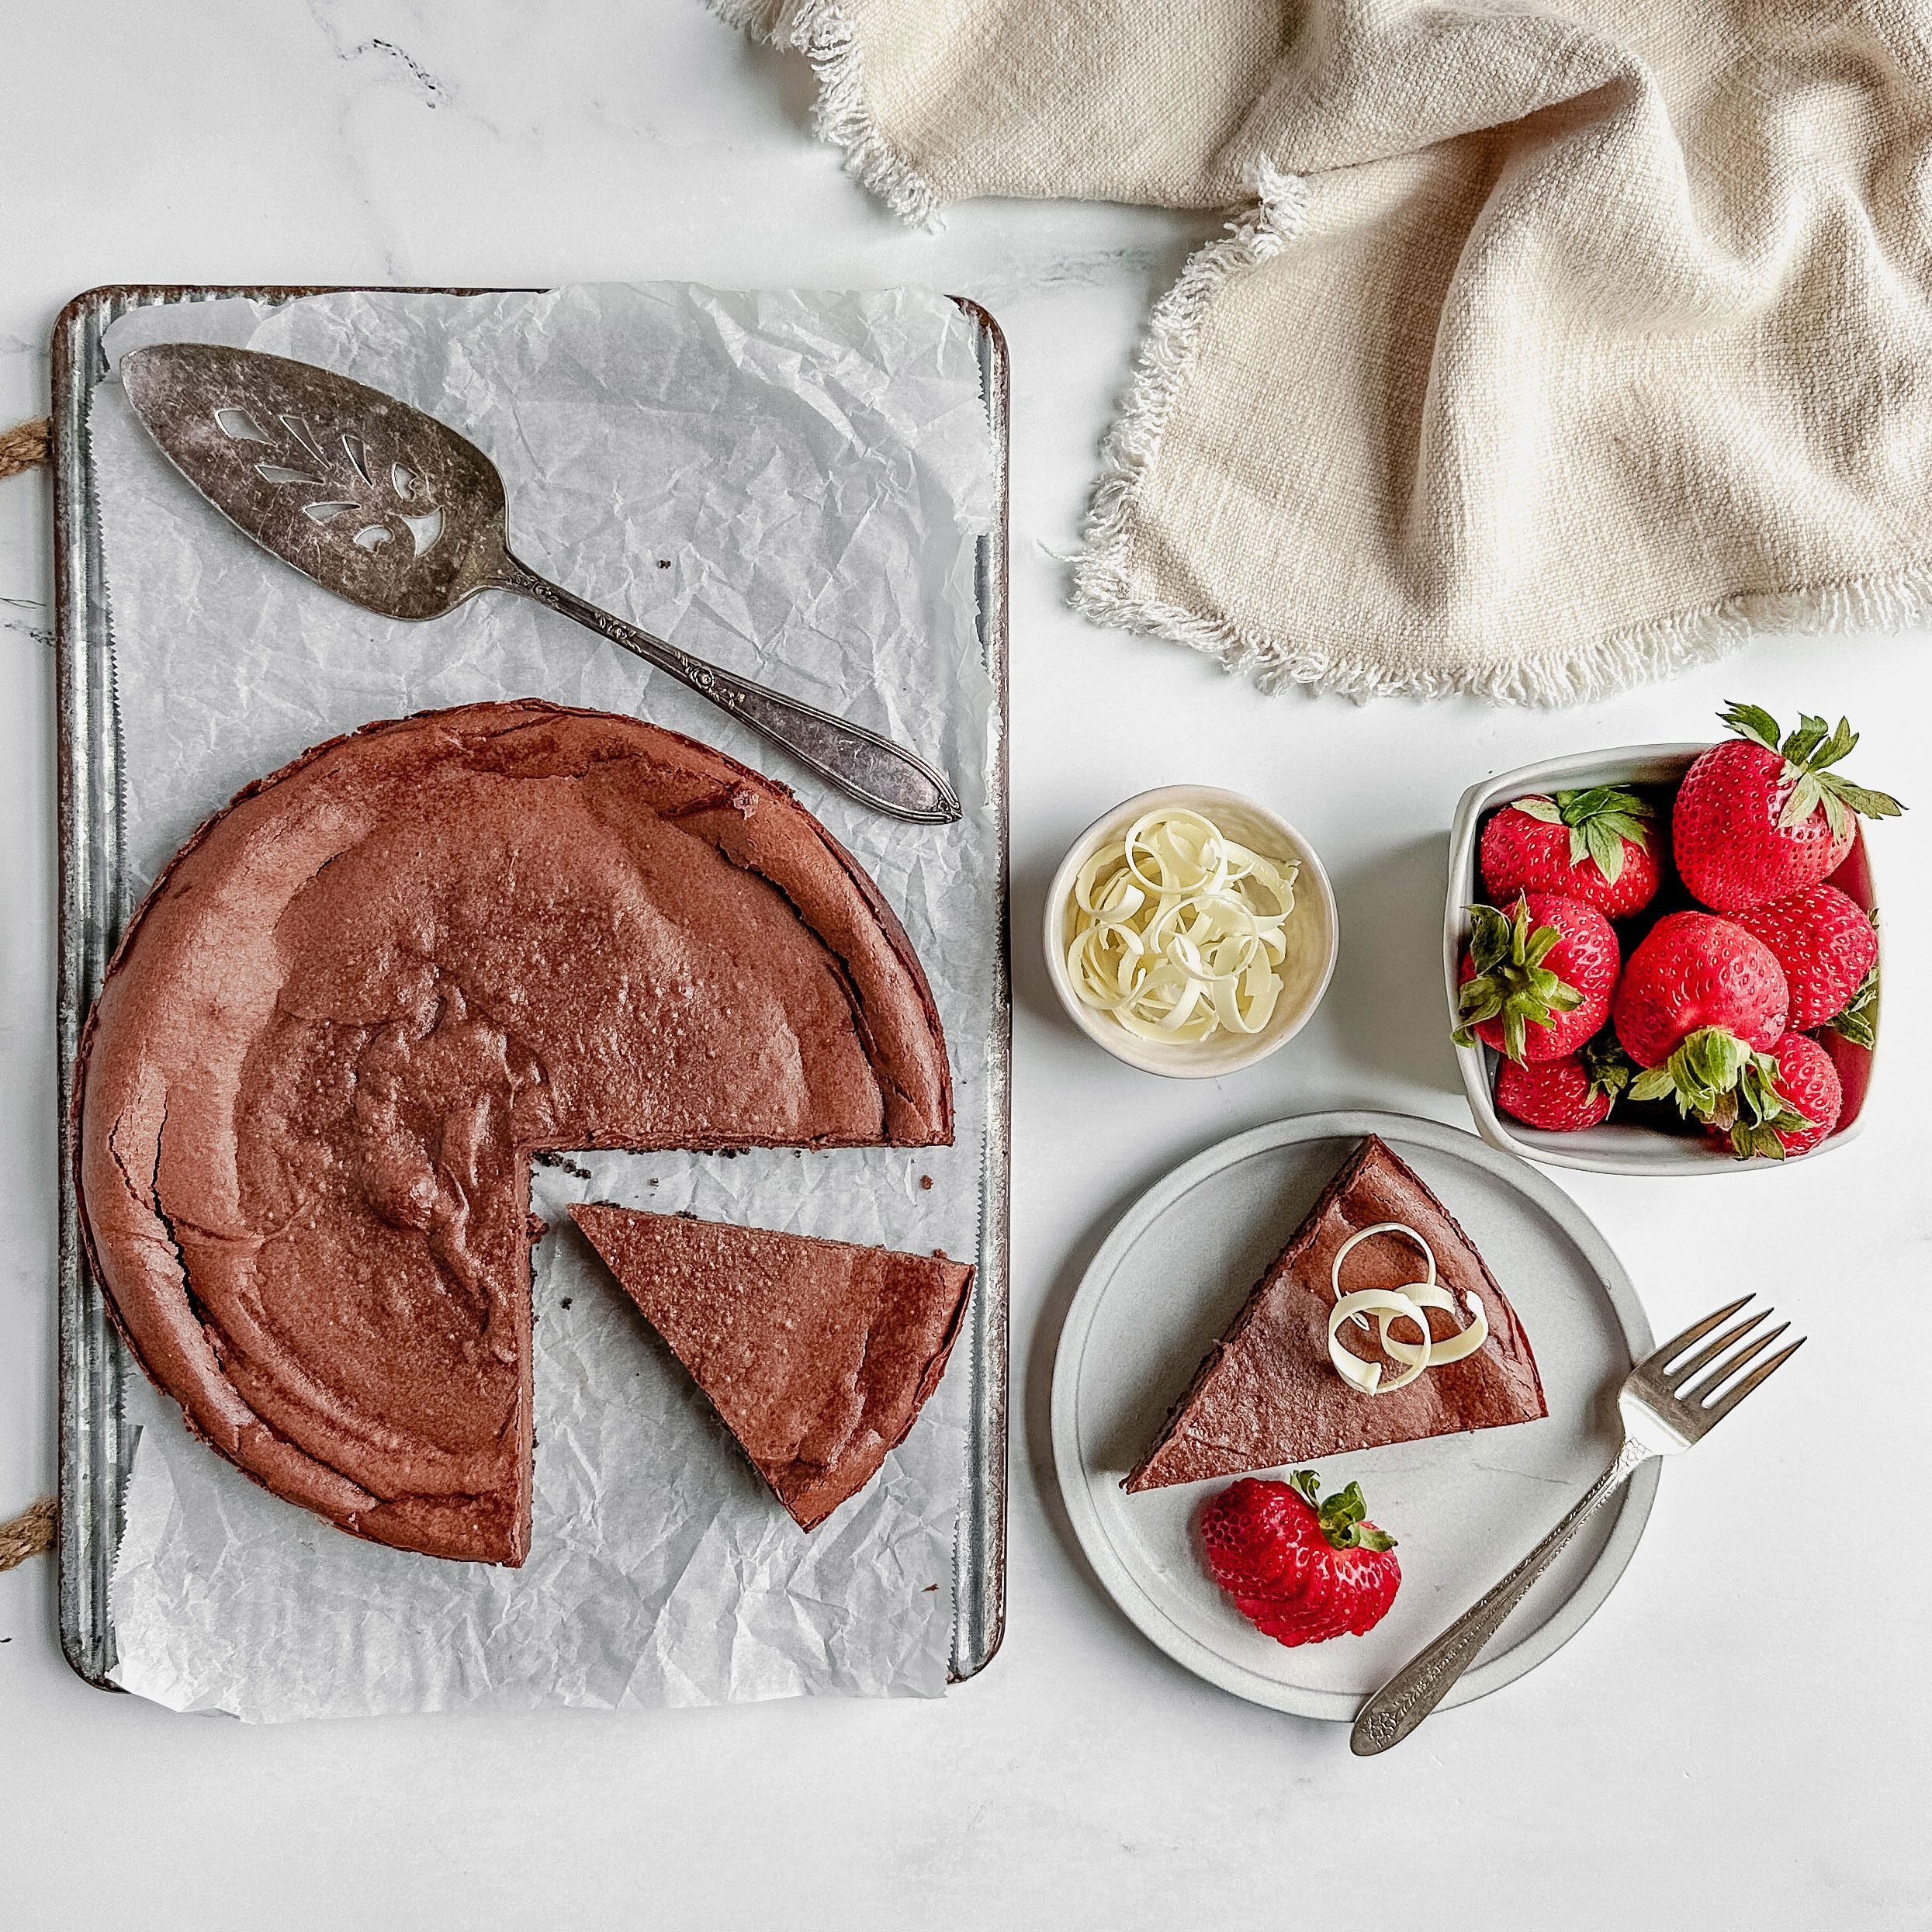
(74, 699, 952, 1563)
(570, 1205, 973, 1530)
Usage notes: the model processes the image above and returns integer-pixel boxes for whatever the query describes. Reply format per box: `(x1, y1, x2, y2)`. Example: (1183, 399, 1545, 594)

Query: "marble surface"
(2, 5, 1927, 1926)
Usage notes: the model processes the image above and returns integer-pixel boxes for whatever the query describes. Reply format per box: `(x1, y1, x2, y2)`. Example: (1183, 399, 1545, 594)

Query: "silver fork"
(1350, 1297, 1804, 1755)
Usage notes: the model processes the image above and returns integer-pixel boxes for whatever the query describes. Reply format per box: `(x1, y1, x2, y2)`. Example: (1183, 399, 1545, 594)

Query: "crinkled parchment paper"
(88, 284, 999, 1719)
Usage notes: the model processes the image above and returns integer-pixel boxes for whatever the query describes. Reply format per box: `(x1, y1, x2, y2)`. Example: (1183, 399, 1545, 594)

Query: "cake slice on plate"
(571, 1204, 973, 1530)
(1125, 1134, 1546, 1492)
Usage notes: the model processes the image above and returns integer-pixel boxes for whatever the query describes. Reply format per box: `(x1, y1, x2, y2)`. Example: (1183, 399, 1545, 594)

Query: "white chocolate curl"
(1327, 1220, 1488, 1396)
(1065, 808, 1300, 1044)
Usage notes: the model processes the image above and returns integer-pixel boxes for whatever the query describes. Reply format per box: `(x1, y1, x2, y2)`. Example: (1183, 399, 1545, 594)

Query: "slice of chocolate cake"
(1125, 1135, 1546, 1491)
(571, 1205, 973, 1530)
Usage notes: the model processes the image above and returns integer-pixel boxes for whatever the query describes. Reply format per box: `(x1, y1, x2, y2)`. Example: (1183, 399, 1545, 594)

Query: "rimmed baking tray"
(50, 282, 1011, 1694)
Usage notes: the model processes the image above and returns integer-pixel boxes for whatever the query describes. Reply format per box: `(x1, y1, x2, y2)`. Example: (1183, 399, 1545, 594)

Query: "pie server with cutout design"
(117, 341, 961, 824)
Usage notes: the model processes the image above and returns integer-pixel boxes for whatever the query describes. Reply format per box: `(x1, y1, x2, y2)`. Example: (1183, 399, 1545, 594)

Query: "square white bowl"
(1445, 744, 1879, 1175)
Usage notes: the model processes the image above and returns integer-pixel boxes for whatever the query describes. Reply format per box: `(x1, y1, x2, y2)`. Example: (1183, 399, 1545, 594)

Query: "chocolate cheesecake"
(1125, 1136, 1546, 1491)
(74, 701, 953, 1564)
(571, 1205, 972, 1530)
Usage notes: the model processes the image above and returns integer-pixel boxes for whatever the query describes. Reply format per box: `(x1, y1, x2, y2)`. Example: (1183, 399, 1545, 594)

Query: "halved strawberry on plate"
(1199, 1473, 1401, 1650)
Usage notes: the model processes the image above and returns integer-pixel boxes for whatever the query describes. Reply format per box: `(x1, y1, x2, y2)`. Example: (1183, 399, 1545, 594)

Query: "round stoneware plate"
(1051, 1110, 1658, 1722)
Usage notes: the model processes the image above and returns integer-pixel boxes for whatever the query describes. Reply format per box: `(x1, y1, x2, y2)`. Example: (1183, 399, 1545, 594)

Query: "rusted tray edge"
(50, 281, 1012, 1697)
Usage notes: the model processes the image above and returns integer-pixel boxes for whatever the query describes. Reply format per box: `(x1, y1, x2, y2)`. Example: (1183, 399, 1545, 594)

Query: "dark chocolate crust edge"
(790, 1261, 976, 1531)
(1120, 1137, 1381, 1494)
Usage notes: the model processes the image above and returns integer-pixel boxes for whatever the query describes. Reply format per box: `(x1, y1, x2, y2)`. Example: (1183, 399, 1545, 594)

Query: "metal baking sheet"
(51, 282, 1010, 1695)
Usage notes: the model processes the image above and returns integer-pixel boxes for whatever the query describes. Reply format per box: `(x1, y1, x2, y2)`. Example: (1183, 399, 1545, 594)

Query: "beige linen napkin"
(716, 0, 1932, 701)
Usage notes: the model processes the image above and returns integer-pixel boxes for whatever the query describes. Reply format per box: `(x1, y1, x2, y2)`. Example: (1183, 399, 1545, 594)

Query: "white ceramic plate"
(1051, 1110, 1658, 1721)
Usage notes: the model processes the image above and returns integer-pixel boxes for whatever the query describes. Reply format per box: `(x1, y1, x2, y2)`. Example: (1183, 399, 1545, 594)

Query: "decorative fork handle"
(1351, 1435, 1655, 1755)
(500, 556, 961, 824)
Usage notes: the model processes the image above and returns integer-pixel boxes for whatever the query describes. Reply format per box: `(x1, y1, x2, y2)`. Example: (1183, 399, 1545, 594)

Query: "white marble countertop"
(2, 5, 1927, 1926)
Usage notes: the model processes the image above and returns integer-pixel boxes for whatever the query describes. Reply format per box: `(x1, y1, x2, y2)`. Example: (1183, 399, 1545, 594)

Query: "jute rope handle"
(1, 1497, 55, 1571)
(0, 416, 57, 1567)
(0, 415, 49, 480)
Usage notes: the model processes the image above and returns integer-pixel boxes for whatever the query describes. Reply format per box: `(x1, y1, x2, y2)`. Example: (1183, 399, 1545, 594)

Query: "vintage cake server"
(1351, 1295, 1804, 1754)
(117, 342, 961, 823)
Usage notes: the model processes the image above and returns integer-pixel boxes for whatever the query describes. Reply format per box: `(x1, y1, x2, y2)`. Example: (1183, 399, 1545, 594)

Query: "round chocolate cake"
(74, 700, 952, 1565)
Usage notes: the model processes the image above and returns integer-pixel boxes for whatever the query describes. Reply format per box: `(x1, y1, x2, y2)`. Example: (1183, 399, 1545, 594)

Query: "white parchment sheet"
(88, 284, 999, 1719)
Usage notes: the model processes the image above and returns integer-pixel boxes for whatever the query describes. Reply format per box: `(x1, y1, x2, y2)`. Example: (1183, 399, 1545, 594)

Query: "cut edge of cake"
(570, 1203, 974, 1531)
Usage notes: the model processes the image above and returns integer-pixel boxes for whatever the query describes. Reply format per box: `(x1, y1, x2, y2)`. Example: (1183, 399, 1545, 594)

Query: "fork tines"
(1652, 1296, 1806, 1418)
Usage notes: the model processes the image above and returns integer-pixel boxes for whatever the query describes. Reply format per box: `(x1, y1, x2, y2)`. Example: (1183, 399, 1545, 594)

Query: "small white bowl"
(1446, 745, 1879, 1175)
(1043, 785, 1338, 1079)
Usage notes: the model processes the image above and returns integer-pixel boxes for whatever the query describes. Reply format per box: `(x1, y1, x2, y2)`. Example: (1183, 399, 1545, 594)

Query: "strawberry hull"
(1446, 745, 1878, 1175)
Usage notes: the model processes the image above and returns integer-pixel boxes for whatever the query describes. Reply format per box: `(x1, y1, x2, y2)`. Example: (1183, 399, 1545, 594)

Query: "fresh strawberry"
(1251, 1544, 1401, 1645)
(1707, 1030, 1844, 1160)
(1672, 704, 1903, 911)
(1453, 893, 1619, 1065)
(1237, 1567, 1340, 1646)
(1730, 884, 1878, 1035)
(1198, 1473, 1399, 1649)
(1494, 1034, 1632, 1131)
(1480, 787, 1660, 919)
(1615, 912, 1790, 1126)
(1196, 1473, 1324, 1599)
(1827, 965, 1881, 1050)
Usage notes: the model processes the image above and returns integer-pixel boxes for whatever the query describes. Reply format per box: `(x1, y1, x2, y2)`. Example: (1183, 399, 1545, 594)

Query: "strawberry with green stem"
(1199, 1473, 1401, 1649)
(1495, 1031, 1633, 1132)
(1673, 704, 1903, 912)
(1454, 892, 1619, 1065)
(1480, 786, 1660, 919)
(1707, 1031, 1843, 1161)
(1615, 911, 1792, 1130)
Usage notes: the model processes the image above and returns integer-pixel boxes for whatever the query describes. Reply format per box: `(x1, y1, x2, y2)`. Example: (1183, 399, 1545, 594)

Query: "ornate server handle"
(1351, 1435, 1655, 1755)
(502, 558, 961, 824)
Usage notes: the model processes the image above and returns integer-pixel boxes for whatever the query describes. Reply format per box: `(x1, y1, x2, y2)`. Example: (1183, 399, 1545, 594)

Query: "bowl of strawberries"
(1445, 704, 1896, 1173)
